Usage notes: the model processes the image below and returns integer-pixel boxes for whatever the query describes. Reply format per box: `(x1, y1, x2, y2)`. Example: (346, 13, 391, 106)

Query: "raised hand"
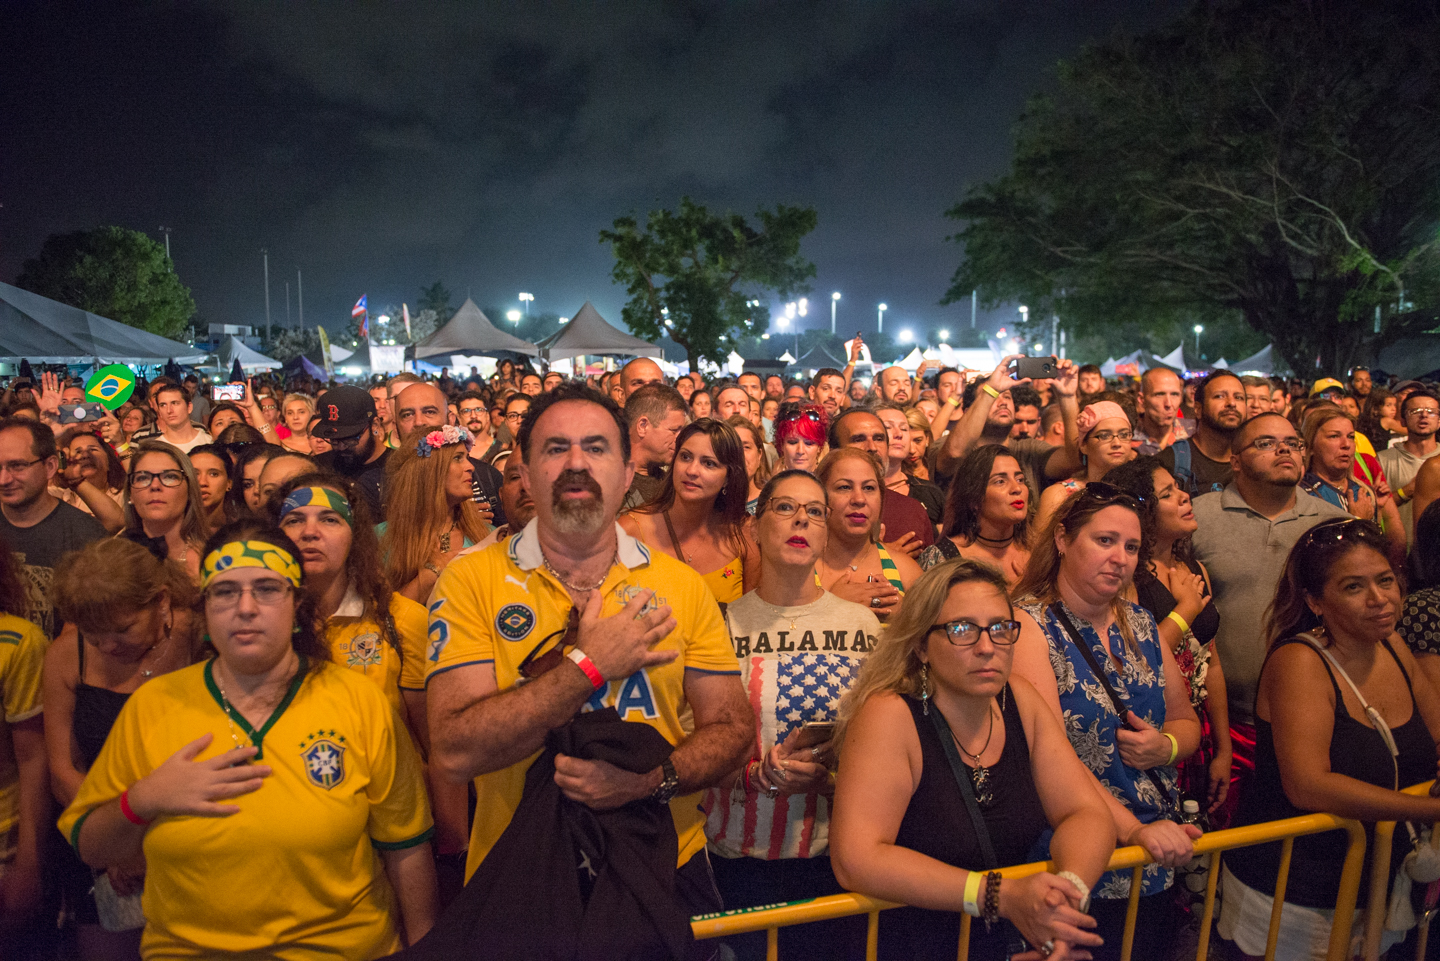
(988, 355, 1031, 393)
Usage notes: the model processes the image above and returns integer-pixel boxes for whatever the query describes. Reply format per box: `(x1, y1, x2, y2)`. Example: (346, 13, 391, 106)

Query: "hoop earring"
(292, 623, 302, 636)
(920, 663, 932, 716)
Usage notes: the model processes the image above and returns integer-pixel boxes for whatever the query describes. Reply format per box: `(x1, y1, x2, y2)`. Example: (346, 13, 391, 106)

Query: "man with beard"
(425, 382, 752, 922)
(313, 386, 393, 520)
(808, 367, 846, 422)
(1190, 413, 1348, 806)
(471, 452, 537, 549)
(1006, 386, 1043, 443)
(763, 374, 784, 401)
(457, 389, 500, 464)
(876, 365, 913, 407)
(1380, 390, 1440, 544)
(1158, 371, 1247, 496)
(1132, 368, 1191, 455)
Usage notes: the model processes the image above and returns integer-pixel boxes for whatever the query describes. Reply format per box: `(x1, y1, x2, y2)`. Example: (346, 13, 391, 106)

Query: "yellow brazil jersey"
(326, 587, 431, 715)
(425, 519, 741, 881)
(0, 613, 45, 840)
(59, 659, 432, 960)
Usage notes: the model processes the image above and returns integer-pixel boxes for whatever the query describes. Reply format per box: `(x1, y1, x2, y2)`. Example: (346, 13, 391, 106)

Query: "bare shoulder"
(892, 547, 923, 585)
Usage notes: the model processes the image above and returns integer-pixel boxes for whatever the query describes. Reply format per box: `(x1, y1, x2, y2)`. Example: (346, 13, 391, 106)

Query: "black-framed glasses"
(1088, 429, 1134, 444)
(518, 608, 580, 680)
(763, 498, 828, 523)
(1242, 436, 1305, 453)
(931, 619, 1022, 647)
(131, 469, 186, 489)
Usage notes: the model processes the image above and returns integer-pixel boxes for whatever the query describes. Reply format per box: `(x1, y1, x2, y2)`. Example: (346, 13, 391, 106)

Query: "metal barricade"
(691, 812, 1370, 961)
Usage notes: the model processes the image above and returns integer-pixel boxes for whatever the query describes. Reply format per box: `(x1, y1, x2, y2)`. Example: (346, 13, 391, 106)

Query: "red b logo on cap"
(328, 404, 339, 420)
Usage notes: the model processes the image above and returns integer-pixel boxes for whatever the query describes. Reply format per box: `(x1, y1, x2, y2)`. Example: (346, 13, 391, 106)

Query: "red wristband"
(566, 649, 606, 691)
(119, 789, 150, 826)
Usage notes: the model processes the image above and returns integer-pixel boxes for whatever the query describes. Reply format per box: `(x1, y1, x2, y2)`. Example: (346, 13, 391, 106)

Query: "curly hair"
(940, 444, 1033, 545)
(52, 538, 201, 635)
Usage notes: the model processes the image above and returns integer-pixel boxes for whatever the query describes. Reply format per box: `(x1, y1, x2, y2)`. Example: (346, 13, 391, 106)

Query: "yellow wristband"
(947, 396, 961, 407)
(1166, 610, 1190, 635)
(980, 384, 1000, 400)
(962, 870, 983, 917)
(1163, 732, 1179, 766)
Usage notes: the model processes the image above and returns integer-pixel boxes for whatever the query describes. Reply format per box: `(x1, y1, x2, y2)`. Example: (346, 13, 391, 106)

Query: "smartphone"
(58, 403, 110, 424)
(213, 384, 245, 402)
(1013, 355, 1058, 380)
(793, 721, 836, 749)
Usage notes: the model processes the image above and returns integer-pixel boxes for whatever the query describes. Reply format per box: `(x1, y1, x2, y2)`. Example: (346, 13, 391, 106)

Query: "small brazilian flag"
(85, 364, 136, 410)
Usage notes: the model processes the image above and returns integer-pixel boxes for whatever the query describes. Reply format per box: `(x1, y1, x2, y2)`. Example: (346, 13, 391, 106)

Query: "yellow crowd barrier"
(691, 810, 1382, 961)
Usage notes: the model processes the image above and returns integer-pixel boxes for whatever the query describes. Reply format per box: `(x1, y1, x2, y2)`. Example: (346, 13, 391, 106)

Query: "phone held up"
(212, 383, 245, 403)
(57, 403, 111, 425)
(1012, 355, 1058, 381)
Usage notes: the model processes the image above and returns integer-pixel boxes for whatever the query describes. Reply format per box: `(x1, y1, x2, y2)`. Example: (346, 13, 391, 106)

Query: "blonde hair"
(381, 433, 488, 589)
(123, 440, 208, 551)
(726, 414, 772, 488)
(816, 447, 885, 541)
(52, 538, 199, 634)
(1301, 403, 1354, 475)
(834, 557, 1011, 750)
(283, 393, 316, 417)
(904, 407, 933, 445)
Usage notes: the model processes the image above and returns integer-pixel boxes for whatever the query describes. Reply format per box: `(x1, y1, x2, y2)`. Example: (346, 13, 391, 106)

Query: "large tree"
(16, 226, 197, 339)
(601, 197, 817, 372)
(944, 0, 1440, 375)
(417, 281, 453, 322)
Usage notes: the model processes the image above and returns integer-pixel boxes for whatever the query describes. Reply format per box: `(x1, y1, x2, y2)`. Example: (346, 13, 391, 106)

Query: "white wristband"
(1055, 870, 1091, 912)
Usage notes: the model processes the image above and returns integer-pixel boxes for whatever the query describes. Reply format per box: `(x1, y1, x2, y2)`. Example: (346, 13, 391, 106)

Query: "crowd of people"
(0, 350, 1438, 961)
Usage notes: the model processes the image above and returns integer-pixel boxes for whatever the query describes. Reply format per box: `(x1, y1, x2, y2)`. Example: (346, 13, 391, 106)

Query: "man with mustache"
(425, 382, 752, 926)
(1158, 371, 1247, 496)
(1190, 412, 1348, 814)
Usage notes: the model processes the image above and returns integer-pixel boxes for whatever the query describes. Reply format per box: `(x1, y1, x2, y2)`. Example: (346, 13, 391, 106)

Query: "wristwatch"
(649, 757, 680, 805)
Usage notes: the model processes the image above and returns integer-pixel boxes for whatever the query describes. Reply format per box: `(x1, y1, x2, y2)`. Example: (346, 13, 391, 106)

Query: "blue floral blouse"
(1017, 598, 1179, 900)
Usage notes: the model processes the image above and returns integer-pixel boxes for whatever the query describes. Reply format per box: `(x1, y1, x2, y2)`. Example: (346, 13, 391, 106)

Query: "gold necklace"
(212, 662, 291, 753)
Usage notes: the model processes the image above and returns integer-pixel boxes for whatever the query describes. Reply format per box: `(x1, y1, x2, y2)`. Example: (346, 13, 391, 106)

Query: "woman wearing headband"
(60, 520, 437, 959)
(381, 426, 490, 603)
(1034, 400, 1136, 533)
(1219, 519, 1440, 960)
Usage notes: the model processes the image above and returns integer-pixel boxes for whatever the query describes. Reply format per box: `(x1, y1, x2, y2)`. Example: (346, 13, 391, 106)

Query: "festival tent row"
(0, 281, 207, 365)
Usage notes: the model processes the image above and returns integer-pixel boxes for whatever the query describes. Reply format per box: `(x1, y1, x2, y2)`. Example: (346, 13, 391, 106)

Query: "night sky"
(1, 1, 1183, 343)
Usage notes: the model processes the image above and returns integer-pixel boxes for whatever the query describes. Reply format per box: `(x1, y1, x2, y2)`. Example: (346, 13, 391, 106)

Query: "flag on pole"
(353, 294, 369, 340)
(402, 303, 412, 339)
(317, 326, 335, 378)
(351, 295, 367, 317)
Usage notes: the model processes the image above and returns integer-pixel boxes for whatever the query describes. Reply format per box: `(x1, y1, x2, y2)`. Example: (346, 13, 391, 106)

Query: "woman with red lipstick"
(920, 444, 1032, 586)
(1034, 400, 1136, 533)
(774, 402, 828, 474)
(1103, 456, 1233, 816)
(1010, 484, 1202, 960)
(120, 441, 207, 582)
(703, 469, 881, 960)
(815, 448, 921, 622)
(622, 418, 758, 603)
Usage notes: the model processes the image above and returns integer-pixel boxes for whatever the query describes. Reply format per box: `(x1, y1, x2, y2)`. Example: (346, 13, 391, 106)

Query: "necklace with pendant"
(139, 626, 171, 679)
(952, 690, 1006, 807)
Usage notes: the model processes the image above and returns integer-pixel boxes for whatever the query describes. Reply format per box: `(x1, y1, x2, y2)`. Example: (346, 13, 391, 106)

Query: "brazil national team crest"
(84, 364, 137, 410)
(496, 603, 535, 641)
(345, 632, 382, 668)
(300, 731, 347, 790)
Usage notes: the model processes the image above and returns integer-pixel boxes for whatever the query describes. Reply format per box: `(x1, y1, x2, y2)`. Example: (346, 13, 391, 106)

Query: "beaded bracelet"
(983, 871, 1002, 930)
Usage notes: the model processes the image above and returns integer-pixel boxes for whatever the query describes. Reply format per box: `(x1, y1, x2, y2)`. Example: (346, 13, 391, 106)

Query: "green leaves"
(16, 227, 196, 340)
(601, 197, 817, 372)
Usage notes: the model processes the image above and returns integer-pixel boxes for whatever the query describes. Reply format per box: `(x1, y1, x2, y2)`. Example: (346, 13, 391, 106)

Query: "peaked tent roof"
(536, 301, 661, 360)
(793, 343, 846, 369)
(0, 280, 207, 364)
(413, 298, 538, 359)
(1159, 343, 1212, 372)
(219, 335, 282, 371)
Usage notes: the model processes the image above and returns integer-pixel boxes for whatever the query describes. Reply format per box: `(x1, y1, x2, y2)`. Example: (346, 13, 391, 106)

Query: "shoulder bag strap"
(926, 704, 999, 869)
(1049, 603, 1176, 804)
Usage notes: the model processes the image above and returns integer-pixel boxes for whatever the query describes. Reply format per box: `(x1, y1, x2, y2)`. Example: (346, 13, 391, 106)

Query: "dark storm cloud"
(0, 1, 1180, 337)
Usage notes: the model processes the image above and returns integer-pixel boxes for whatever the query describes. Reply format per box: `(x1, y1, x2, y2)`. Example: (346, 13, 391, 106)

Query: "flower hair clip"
(416, 424, 473, 458)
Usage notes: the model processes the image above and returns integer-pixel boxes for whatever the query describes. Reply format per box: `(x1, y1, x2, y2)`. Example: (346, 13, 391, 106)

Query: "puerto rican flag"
(353, 295, 368, 339)
(351, 295, 367, 317)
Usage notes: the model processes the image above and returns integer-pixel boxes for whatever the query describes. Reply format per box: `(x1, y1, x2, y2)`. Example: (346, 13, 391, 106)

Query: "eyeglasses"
(1088, 429, 1133, 444)
(131, 469, 186, 489)
(931, 619, 1022, 646)
(1242, 436, 1305, 453)
(518, 608, 580, 680)
(459, 406, 486, 417)
(0, 457, 44, 476)
(259, 403, 279, 413)
(763, 498, 828, 523)
(504, 410, 527, 422)
(205, 579, 293, 607)
(1405, 406, 1439, 418)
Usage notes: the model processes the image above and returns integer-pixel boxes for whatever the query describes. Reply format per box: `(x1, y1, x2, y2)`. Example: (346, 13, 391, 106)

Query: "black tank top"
(1134, 559, 1219, 646)
(1228, 637, 1434, 908)
(73, 635, 132, 769)
(881, 690, 1049, 961)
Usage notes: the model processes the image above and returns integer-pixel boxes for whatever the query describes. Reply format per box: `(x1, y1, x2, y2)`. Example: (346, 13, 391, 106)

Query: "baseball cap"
(1394, 380, 1426, 393)
(311, 385, 376, 439)
(1309, 378, 1347, 398)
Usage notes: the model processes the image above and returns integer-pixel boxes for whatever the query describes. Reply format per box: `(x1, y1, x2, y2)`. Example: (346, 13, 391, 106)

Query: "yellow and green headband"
(201, 540, 303, 589)
(279, 486, 353, 526)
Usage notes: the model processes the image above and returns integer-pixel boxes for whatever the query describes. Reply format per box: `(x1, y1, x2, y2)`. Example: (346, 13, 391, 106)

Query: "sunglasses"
(1078, 480, 1145, 508)
(1298, 517, 1386, 551)
(517, 608, 580, 681)
(776, 408, 823, 426)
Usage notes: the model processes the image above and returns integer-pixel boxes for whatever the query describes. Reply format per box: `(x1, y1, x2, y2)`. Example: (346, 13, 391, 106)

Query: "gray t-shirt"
(0, 499, 109, 634)
(1190, 484, 1349, 725)
(1378, 444, 1440, 546)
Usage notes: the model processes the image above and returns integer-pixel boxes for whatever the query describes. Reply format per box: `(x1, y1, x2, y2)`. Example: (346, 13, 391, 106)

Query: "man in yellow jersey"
(0, 612, 46, 931)
(426, 383, 752, 920)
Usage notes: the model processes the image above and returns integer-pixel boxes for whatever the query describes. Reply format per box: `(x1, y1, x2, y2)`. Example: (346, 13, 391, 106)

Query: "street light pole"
(519, 292, 534, 316)
(158, 226, 171, 259)
(1194, 324, 1204, 357)
(297, 269, 303, 329)
(878, 303, 887, 334)
(262, 249, 271, 341)
(831, 291, 840, 335)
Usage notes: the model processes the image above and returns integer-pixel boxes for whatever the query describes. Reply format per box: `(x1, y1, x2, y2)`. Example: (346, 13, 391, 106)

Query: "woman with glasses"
(50, 426, 128, 534)
(59, 519, 437, 959)
(703, 470, 882, 960)
(726, 414, 770, 513)
(1299, 404, 1406, 566)
(831, 558, 1114, 961)
(1010, 482, 1202, 960)
(1103, 456, 1233, 815)
(46, 539, 201, 959)
(621, 418, 758, 604)
(381, 426, 489, 604)
(121, 441, 207, 581)
(1034, 401, 1136, 533)
(774, 402, 828, 474)
(1218, 519, 1440, 960)
(920, 444, 1032, 587)
(815, 448, 921, 622)
(279, 394, 316, 455)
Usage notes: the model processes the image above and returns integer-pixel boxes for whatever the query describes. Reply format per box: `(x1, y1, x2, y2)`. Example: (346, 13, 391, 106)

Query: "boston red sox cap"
(311, 385, 376, 440)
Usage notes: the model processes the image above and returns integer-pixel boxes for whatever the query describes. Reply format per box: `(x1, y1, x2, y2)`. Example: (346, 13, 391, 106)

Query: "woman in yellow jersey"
(814, 448, 922, 622)
(60, 520, 437, 959)
(274, 471, 469, 864)
(46, 539, 201, 959)
(620, 417, 759, 603)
